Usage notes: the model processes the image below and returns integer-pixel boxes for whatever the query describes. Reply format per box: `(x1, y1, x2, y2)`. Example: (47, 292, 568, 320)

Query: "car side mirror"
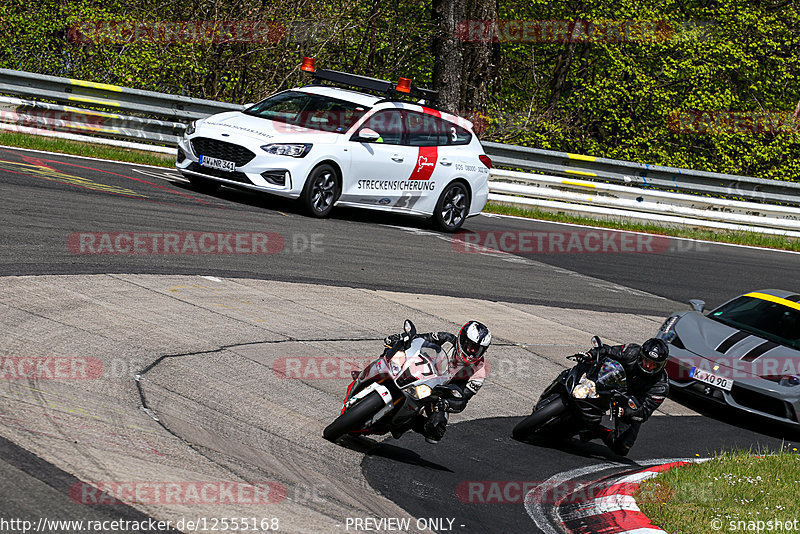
(689, 299, 706, 313)
(353, 128, 380, 142)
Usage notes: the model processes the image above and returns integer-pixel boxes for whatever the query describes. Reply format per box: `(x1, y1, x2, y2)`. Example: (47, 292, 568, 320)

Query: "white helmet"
(457, 321, 491, 364)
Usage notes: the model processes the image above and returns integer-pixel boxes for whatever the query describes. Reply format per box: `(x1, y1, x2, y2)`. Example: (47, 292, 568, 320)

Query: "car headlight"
(260, 143, 312, 157)
(185, 120, 197, 137)
(406, 384, 432, 400)
(779, 375, 800, 387)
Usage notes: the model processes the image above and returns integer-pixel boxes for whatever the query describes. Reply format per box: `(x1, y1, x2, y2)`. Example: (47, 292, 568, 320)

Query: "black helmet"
(457, 321, 491, 364)
(638, 338, 669, 375)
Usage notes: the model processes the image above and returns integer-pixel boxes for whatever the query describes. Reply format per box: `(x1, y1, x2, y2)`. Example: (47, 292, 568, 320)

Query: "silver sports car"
(657, 289, 800, 428)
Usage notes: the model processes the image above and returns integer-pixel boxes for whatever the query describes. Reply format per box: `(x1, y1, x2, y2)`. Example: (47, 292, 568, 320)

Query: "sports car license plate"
(690, 367, 733, 391)
(199, 155, 235, 172)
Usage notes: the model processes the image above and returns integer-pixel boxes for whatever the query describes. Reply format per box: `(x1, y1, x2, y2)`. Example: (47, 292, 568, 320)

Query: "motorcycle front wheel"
(512, 395, 568, 441)
(323, 392, 386, 442)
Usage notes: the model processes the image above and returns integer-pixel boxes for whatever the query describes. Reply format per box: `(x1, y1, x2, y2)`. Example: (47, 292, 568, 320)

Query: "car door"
(340, 109, 417, 206)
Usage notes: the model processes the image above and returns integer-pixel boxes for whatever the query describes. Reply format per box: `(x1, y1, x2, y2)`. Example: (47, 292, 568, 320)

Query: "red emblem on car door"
(409, 146, 437, 180)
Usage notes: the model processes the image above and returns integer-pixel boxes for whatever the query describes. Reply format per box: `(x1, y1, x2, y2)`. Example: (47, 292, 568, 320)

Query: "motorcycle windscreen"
(394, 339, 449, 388)
(594, 359, 627, 390)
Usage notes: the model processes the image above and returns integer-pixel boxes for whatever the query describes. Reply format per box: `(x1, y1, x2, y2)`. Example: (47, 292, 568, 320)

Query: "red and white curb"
(556, 460, 700, 534)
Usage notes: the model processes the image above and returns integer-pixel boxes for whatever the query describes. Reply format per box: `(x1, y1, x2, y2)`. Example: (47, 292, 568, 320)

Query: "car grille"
(187, 163, 251, 184)
(191, 137, 256, 166)
(730, 383, 795, 421)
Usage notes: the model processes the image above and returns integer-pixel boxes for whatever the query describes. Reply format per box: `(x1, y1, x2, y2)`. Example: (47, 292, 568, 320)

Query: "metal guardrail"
(0, 68, 239, 120)
(482, 141, 800, 206)
(0, 68, 798, 235)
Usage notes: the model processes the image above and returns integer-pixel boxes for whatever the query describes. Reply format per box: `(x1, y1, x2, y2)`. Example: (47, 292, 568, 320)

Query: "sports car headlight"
(185, 120, 197, 137)
(260, 143, 312, 157)
(779, 375, 800, 387)
(407, 384, 432, 400)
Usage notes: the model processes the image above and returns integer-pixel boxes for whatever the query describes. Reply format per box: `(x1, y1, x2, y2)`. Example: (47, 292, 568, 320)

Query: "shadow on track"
(333, 435, 454, 472)
(360, 415, 792, 534)
(174, 180, 438, 231)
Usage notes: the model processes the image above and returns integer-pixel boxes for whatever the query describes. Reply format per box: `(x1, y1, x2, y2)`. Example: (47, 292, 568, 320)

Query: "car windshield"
(709, 295, 800, 350)
(243, 91, 370, 133)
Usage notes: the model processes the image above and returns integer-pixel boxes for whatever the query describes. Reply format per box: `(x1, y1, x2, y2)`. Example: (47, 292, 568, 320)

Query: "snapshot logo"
(67, 232, 291, 255)
(69, 21, 286, 44)
(453, 230, 669, 254)
(0, 357, 103, 380)
(69, 481, 286, 505)
(456, 19, 674, 43)
(668, 110, 800, 135)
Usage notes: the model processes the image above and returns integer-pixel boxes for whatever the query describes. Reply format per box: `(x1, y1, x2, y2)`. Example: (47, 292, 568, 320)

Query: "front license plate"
(199, 155, 235, 172)
(690, 366, 733, 391)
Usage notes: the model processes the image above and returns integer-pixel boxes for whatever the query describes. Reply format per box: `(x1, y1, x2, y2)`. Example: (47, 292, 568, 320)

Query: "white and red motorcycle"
(323, 320, 456, 442)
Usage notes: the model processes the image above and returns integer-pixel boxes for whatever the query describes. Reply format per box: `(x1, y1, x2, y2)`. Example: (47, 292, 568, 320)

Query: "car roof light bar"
(311, 68, 439, 103)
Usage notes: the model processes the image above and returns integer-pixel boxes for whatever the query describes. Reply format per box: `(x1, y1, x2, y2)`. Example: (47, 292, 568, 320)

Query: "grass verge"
(0, 131, 797, 251)
(636, 449, 800, 534)
(0, 130, 174, 168)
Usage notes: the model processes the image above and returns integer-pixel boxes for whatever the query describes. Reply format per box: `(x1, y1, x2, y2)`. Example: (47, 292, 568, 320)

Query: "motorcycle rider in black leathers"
(384, 321, 491, 444)
(579, 338, 670, 456)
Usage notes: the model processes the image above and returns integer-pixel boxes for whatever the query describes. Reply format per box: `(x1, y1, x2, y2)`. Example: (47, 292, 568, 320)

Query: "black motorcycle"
(512, 336, 637, 441)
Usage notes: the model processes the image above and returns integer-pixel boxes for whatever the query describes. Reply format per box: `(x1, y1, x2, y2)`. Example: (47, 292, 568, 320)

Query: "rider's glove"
(384, 333, 404, 348)
(574, 351, 594, 363)
(619, 396, 644, 423)
(432, 398, 449, 413)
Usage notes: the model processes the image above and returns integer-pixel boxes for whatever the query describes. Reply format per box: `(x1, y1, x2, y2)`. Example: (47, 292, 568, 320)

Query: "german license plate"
(199, 155, 235, 172)
(690, 366, 732, 391)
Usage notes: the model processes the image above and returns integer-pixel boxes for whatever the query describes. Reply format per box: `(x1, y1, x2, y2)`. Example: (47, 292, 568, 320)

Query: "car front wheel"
(432, 181, 470, 232)
(302, 164, 340, 218)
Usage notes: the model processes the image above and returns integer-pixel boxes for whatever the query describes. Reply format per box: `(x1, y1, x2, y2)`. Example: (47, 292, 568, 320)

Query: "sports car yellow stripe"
(744, 292, 800, 312)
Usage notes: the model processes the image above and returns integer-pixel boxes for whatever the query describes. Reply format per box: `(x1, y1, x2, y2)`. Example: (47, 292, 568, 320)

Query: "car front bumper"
(664, 343, 800, 427)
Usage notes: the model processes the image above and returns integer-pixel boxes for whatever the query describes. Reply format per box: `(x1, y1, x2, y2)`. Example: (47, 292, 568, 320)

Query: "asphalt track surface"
(1, 146, 797, 314)
(0, 146, 798, 533)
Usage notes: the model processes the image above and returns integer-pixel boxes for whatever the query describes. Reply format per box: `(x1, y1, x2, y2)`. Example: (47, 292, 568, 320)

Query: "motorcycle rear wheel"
(323, 392, 386, 442)
(512, 395, 568, 441)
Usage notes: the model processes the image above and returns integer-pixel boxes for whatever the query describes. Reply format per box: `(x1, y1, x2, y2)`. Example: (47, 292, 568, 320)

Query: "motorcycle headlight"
(389, 352, 406, 376)
(407, 384, 432, 400)
(260, 143, 312, 157)
(185, 120, 197, 137)
(572, 378, 597, 399)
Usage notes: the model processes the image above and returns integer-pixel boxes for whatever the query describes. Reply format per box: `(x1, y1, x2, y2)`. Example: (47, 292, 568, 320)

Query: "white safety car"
(176, 58, 491, 232)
